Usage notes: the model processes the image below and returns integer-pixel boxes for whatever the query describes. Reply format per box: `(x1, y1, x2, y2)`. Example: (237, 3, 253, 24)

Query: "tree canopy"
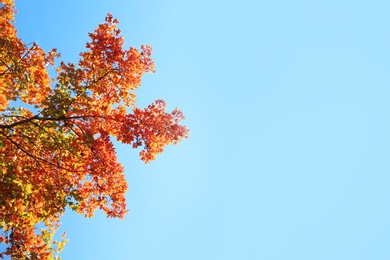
(0, 0, 188, 258)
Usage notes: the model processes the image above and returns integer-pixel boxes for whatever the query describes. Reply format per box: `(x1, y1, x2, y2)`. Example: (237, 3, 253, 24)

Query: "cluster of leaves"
(0, 0, 188, 259)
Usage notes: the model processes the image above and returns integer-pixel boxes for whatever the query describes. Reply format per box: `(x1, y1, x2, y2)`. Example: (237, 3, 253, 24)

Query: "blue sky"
(11, 0, 390, 259)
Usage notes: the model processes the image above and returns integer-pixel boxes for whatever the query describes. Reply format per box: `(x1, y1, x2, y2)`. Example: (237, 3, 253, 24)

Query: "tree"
(0, 0, 189, 258)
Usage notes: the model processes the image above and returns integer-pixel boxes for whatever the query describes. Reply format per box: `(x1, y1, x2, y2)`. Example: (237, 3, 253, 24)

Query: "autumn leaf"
(0, 1, 188, 259)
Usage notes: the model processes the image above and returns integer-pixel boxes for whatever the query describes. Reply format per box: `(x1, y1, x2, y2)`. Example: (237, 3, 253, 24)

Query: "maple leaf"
(0, 1, 188, 259)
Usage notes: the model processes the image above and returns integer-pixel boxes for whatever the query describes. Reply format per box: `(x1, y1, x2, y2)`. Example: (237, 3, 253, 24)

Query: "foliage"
(0, 0, 189, 258)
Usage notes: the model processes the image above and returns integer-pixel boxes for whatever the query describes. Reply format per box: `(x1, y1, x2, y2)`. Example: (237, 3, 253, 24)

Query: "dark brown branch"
(2, 132, 85, 174)
(0, 115, 108, 129)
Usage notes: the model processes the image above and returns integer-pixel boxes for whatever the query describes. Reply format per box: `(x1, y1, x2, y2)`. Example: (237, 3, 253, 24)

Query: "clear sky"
(11, 0, 390, 259)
